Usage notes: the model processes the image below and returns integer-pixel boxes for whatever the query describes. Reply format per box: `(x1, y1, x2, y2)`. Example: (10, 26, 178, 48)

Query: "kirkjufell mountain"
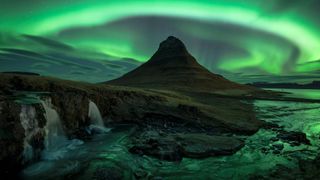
(108, 36, 254, 92)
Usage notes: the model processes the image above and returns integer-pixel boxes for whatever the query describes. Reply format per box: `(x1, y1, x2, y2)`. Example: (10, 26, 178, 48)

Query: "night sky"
(0, 0, 319, 83)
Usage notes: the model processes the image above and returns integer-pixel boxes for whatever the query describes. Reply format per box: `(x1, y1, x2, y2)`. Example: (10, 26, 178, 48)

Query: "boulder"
(129, 138, 183, 161)
(129, 131, 244, 161)
(277, 131, 311, 146)
(176, 133, 244, 158)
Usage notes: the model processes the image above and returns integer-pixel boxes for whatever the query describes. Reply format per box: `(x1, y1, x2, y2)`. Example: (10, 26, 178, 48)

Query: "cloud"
(23, 35, 74, 51)
(0, 33, 141, 82)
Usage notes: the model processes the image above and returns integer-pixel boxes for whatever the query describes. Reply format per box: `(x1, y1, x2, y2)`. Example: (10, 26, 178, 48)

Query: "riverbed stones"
(129, 131, 244, 161)
(277, 131, 311, 146)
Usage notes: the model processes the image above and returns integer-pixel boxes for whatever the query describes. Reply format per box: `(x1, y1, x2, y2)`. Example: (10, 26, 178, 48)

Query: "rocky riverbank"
(0, 72, 263, 176)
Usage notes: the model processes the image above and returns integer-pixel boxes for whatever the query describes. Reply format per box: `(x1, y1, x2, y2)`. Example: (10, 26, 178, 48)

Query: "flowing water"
(41, 98, 83, 160)
(88, 100, 104, 127)
(87, 100, 111, 134)
(20, 89, 320, 179)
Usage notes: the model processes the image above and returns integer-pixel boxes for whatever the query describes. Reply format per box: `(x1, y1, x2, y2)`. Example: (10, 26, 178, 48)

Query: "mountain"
(108, 36, 255, 93)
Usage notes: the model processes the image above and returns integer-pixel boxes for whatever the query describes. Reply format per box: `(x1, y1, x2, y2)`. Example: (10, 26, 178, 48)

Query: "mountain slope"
(108, 36, 255, 92)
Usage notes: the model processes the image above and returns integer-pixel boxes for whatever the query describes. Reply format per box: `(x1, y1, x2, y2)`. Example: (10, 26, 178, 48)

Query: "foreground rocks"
(178, 133, 244, 158)
(0, 100, 46, 176)
(263, 122, 311, 146)
(0, 73, 262, 176)
(252, 155, 320, 179)
(129, 130, 244, 161)
(276, 130, 311, 146)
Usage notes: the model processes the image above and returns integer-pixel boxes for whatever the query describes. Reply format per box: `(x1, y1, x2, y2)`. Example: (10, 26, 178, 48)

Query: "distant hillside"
(248, 81, 320, 89)
(1, 71, 40, 76)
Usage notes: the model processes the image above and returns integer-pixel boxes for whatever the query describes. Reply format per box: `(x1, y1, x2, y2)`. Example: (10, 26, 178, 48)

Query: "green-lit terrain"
(0, 1, 320, 179)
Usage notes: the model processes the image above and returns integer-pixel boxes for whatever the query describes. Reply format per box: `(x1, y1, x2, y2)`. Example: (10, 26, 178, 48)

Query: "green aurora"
(0, 0, 319, 83)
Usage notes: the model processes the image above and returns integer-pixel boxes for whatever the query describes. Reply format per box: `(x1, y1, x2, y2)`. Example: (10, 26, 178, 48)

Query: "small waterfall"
(88, 100, 104, 127)
(20, 104, 40, 162)
(41, 98, 82, 160)
(88, 100, 110, 134)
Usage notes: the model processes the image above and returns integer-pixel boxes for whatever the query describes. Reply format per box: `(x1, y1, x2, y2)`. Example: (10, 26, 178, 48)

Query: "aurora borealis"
(0, 0, 319, 83)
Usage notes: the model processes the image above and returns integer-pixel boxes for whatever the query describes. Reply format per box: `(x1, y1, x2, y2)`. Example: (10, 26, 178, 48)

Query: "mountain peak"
(158, 36, 187, 51)
(108, 37, 253, 92)
(150, 36, 191, 63)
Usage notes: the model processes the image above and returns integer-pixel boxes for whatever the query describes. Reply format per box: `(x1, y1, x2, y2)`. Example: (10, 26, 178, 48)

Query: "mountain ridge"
(108, 36, 255, 93)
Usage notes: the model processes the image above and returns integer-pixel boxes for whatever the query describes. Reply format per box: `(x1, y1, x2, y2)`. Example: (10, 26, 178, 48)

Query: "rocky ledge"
(129, 129, 244, 161)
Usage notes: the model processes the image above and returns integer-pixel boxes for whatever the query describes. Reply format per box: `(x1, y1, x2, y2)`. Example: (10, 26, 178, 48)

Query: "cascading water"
(19, 104, 40, 162)
(88, 100, 110, 134)
(41, 98, 82, 160)
(88, 100, 104, 127)
(22, 98, 83, 177)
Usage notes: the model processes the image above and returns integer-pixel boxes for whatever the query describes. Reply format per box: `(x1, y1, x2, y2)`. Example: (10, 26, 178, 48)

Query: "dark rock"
(129, 137, 183, 161)
(0, 100, 46, 176)
(260, 147, 268, 154)
(261, 154, 320, 179)
(134, 169, 149, 179)
(129, 131, 244, 161)
(272, 150, 281, 154)
(176, 134, 244, 158)
(0, 101, 24, 175)
(262, 122, 282, 130)
(270, 137, 279, 142)
(277, 131, 311, 146)
(272, 143, 284, 151)
(51, 93, 91, 139)
(93, 167, 123, 180)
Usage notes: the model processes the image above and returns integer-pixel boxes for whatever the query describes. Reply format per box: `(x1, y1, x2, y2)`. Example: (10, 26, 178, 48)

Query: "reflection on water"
(21, 90, 320, 179)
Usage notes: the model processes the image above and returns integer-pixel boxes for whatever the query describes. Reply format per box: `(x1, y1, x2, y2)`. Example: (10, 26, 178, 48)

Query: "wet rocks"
(0, 101, 24, 176)
(277, 131, 311, 146)
(51, 93, 91, 139)
(129, 138, 183, 161)
(93, 167, 123, 180)
(263, 122, 311, 146)
(129, 131, 244, 161)
(177, 134, 244, 158)
(271, 143, 284, 154)
(262, 122, 282, 131)
(257, 154, 320, 179)
(0, 100, 46, 176)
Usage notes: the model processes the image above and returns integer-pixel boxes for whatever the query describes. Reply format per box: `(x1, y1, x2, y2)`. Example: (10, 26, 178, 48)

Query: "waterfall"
(41, 98, 82, 160)
(88, 100, 110, 134)
(88, 100, 104, 127)
(19, 104, 40, 162)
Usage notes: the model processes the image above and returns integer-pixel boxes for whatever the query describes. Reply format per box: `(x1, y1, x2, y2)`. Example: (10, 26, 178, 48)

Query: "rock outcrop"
(0, 100, 46, 176)
(129, 131, 244, 161)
